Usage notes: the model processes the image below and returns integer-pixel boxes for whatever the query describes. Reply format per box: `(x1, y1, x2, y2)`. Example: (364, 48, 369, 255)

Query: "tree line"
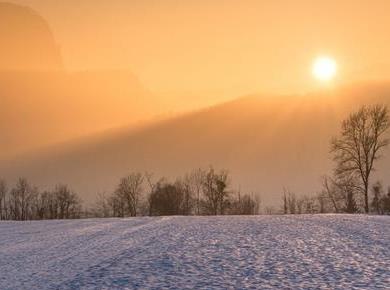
(91, 168, 260, 218)
(279, 104, 390, 215)
(0, 178, 81, 220)
(1, 104, 389, 220)
(0, 167, 260, 220)
(280, 184, 390, 215)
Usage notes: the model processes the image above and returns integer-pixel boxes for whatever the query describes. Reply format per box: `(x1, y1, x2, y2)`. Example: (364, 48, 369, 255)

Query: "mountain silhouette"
(1, 82, 389, 206)
(0, 3, 161, 156)
(0, 70, 157, 156)
(0, 2, 62, 71)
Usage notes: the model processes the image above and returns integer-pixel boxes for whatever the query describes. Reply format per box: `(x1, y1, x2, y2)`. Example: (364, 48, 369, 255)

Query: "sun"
(312, 56, 337, 81)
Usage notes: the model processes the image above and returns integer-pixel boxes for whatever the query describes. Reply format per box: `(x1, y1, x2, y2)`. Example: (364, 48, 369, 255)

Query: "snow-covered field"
(0, 215, 389, 289)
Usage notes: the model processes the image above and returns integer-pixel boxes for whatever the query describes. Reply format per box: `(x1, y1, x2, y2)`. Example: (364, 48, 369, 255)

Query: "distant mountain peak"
(0, 2, 63, 71)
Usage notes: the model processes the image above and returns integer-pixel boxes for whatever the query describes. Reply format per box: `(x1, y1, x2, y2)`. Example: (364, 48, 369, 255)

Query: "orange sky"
(7, 0, 390, 97)
(2, 1, 390, 203)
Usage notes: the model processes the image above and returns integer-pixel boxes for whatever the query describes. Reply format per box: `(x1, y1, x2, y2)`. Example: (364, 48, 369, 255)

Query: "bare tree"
(149, 182, 185, 216)
(303, 195, 316, 214)
(202, 168, 218, 215)
(322, 176, 340, 213)
(287, 191, 296, 214)
(175, 177, 194, 215)
(230, 191, 260, 215)
(296, 196, 304, 214)
(382, 187, 390, 214)
(0, 179, 7, 220)
(46, 191, 59, 219)
(108, 193, 125, 217)
(0, 180, 80, 220)
(32, 190, 49, 220)
(334, 174, 359, 213)
(189, 168, 205, 215)
(145, 172, 163, 216)
(215, 170, 229, 215)
(115, 173, 144, 217)
(282, 188, 296, 214)
(8, 178, 37, 220)
(316, 192, 327, 214)
(371, 182, 383, 214)
(282, 188, 288, 214)
(93, 192, 111, 218)
(253, 193, 261, 215)
(202, 167, 230, 215)
(54, 184, 82, 219)
(331, 104, 390, 213)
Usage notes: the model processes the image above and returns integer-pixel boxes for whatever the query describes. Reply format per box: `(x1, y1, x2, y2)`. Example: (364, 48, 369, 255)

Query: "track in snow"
(0, 215, 389, 289)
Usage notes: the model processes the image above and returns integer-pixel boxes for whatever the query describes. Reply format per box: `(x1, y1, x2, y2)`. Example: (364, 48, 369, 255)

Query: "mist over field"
(2, 83, 390, 206)
(1, 2, 390, 289)
(1, 2, 390, 207)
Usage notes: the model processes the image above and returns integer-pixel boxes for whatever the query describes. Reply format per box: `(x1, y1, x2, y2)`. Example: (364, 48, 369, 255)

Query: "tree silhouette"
(331, 104, 389, 213)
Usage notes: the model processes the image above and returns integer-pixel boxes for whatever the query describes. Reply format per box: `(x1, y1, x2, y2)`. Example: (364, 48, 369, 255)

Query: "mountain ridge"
(1, 81, 390, 206)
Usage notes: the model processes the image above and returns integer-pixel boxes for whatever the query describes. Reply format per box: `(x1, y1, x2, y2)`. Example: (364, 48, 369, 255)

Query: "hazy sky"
(2, 1, 390, 202)
(7, 0, 390, 97)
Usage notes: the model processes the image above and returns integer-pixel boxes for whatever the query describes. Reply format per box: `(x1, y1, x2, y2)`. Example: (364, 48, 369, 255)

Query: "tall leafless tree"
(322, 176, 340, 213)
(53, 184, 82, 219)
(282, 187, 296, 214)
(331, 104, 389, 213)
(8, 178, 37, 220)
(189, 168, 205, 215)
(145, 172, 163, 216)
(115, 172, 144, 217)
(175, 177, 194, 215)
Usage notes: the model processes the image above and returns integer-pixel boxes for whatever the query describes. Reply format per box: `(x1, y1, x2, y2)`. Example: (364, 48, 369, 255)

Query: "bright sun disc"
(312, 56, 337, 81)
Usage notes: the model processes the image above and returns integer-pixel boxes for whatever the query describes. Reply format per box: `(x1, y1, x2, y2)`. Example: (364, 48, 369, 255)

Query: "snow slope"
(0, 215, 389, 289)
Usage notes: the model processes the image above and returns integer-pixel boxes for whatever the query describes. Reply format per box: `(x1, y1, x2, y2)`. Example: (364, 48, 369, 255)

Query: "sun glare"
(312, 56, 337, 81)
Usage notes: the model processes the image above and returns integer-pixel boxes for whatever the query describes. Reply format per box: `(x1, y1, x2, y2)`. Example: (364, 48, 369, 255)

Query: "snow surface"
(0, 215, 389, 289)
